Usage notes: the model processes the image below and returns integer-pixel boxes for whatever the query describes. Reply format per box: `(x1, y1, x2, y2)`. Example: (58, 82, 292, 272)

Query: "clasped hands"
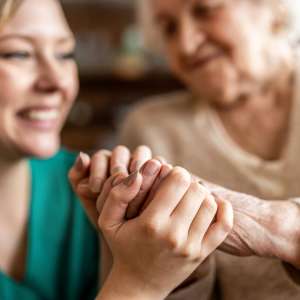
(69, 145, 300, 298)
(69, 145, 233, 299)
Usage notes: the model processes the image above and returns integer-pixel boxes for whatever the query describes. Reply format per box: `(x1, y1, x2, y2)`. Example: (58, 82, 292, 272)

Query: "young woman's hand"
(97, 167, 233, 300)
(68, 145, 153, 227)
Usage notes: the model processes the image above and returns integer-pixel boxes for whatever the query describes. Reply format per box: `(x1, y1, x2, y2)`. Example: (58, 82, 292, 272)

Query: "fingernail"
(90, 178, 102, 193)
(141, 160, 160, 176)
(111, 166, 124, 175)
(122, 171, 139, 187)
(75, 152, 85, 171)
(111, 174, 126, 187)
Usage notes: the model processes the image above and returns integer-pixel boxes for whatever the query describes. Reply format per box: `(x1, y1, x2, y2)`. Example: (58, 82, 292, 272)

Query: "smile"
(22, 109, 59, 121)
(185, 52, 222, 71)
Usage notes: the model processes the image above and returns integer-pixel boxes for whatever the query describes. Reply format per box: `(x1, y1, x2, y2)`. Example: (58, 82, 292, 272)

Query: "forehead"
(151, 0, 226, 14)
(1, 0, 73, 39)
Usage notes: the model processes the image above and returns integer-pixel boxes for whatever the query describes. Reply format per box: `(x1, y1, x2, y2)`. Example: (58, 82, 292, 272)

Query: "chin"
(192, 80, 241, 108)
(19, 138, 61, 159)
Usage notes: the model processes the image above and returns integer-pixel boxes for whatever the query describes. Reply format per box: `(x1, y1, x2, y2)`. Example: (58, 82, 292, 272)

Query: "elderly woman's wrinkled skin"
(152, 0, 293, 165)
(152, 0, 292, 106)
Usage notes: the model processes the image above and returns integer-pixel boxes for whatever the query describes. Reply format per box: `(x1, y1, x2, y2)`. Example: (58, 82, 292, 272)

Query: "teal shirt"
(0, 149, 99, 300)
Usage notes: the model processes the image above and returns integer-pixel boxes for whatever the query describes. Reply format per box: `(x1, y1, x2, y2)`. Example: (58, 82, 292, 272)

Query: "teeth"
(25, 110, 59, 121)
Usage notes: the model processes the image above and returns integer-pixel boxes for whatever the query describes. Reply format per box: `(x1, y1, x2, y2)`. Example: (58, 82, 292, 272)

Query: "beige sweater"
(119, 70, 300, 299)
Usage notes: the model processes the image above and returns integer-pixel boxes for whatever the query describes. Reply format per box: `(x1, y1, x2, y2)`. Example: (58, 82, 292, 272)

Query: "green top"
(0, 149, 99, 300)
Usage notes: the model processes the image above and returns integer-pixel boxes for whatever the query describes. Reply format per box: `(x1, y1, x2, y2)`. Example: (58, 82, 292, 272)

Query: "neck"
(0, 153, 30, 208)
(214, 62, 295, 160)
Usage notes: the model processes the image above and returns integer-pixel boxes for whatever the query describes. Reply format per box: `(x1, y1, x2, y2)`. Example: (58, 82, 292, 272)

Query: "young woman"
(0, 1, 233, 299)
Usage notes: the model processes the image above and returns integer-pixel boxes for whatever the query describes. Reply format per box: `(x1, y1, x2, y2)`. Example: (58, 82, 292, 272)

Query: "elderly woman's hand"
(207, 183, 300, 268)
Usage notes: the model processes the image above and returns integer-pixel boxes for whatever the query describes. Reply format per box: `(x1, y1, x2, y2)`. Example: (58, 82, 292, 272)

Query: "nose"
(35, 55, 67, 93)
(179, 16, 206, 57)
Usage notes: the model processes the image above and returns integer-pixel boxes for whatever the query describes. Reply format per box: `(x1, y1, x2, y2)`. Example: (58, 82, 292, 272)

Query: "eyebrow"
(0, 34, 75, 44)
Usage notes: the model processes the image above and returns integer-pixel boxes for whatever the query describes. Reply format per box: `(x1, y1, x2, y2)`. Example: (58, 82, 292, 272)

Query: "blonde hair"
(0, 0, 22, 26)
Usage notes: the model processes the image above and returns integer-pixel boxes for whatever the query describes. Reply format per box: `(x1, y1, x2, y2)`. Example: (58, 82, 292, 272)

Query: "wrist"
(97, 266, 166, 300)
(266, 200, 300, 267)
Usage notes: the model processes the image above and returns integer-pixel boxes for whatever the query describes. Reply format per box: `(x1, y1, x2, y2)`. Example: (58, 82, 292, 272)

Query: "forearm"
(201, 178, 300, 266)
(100, 235, 113, 285)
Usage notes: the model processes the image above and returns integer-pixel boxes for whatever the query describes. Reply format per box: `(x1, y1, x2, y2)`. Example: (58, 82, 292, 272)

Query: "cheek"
(0, 68, 32, 106)
(65, 66, 79, 104)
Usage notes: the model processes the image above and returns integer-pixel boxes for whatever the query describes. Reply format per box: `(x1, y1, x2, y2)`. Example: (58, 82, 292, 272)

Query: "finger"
(96, 172, 127, 214)
(187, 192, 217, 244)
(99, 171, 143, 230)
(140, 164, 173, 212)
(126, 159, 162, 219)
(153, 156, 167, 164)
(170, 182, 207, 233)
(68, 152, 91, 189)
(110, 145, 130, 175)
(129, 145, 152, 172)
(89, 149, 111, 193)
(201, 196, 233, 257)
(142, 167, 191, 219)
(77, 180, 99, 228)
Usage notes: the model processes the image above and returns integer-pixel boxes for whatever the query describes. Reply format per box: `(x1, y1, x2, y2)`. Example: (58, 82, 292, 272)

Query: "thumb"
(68, 152, 90, 189)
(99, 171, 142, 231)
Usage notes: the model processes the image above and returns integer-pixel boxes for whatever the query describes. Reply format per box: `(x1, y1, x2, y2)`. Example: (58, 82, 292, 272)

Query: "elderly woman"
(119, 0, 300, 299)
(0, 1, 233, 299)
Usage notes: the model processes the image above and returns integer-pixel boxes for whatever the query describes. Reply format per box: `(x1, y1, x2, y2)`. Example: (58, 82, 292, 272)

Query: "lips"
(18, 108, 59, 121)
(184, 51, 223, 71)
(16, 107, 62, 130)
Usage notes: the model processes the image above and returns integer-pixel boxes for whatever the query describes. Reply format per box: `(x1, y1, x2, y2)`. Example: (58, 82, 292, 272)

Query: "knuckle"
(171, 167, 191, 187)
(165, 231, 184, 251)
(179, 245, 196, 259)
(142, 217, 164, 237)
(191, 182, 205, 197)
(203, 198, 218, 215)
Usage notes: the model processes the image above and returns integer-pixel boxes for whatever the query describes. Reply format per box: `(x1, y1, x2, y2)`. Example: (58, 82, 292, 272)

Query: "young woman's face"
(0, 0, 78, 159)
(152, 0, 281, 106)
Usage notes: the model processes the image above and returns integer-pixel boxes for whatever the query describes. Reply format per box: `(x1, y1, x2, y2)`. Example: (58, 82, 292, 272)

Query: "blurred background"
(60, 0, 300, 153)
(60, 0, 183, 153)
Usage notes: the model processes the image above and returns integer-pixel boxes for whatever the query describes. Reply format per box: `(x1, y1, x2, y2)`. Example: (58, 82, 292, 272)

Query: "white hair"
(137, 0, 300, 52)
(285, 0, 300, 44)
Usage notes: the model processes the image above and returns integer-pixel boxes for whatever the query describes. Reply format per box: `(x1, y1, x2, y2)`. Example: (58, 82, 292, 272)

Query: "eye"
(0, 51, 31, 60)
(191, 3, 223, 20)
(161, 20, 178, 39)
(56, 51, 76, 61)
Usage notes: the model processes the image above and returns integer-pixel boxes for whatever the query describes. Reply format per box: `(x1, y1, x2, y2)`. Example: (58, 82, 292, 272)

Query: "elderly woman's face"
(0, 0, 78, 159)
(152, 0, 279, 105)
